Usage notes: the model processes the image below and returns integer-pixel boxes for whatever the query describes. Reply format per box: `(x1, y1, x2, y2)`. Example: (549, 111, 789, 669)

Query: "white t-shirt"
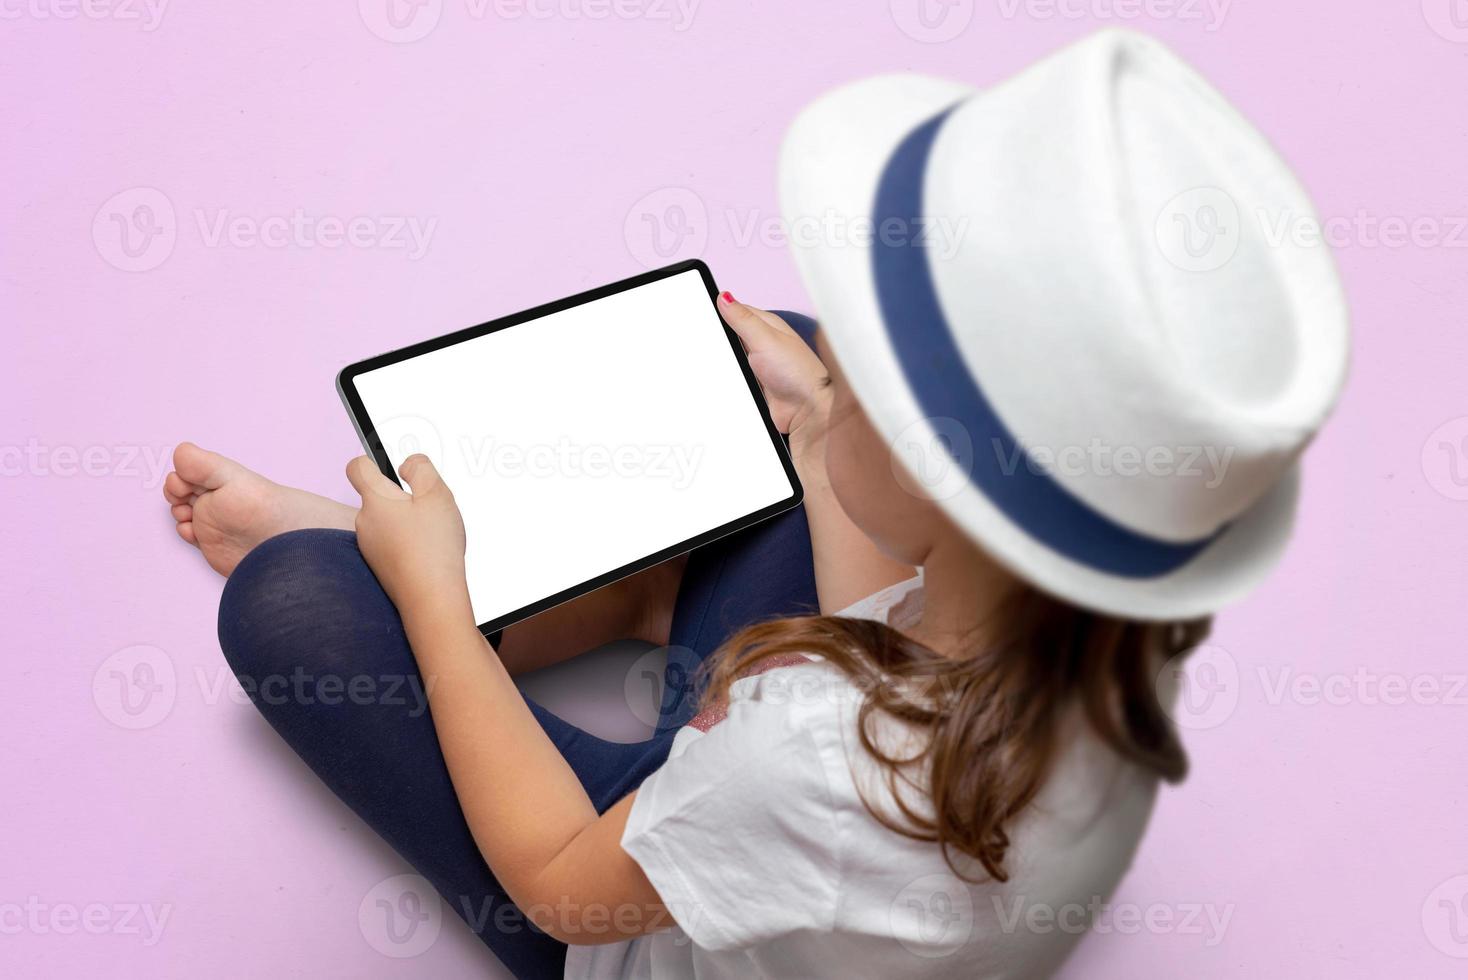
(564, 574, 1161, 979)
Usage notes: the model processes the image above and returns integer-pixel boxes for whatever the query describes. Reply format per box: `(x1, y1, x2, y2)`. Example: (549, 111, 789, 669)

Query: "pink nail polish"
(720, 291, 735, 304)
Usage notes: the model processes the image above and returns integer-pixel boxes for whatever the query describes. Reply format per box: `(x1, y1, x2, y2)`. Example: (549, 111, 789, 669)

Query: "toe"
(171, 502, 193, 523)
(176, 520, 197, 545)
(173, 442, 238, 491)
(163, 471, 200, 504)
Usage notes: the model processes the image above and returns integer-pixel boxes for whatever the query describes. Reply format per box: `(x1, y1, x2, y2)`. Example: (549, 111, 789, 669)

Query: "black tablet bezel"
(336, 259, 804, 638)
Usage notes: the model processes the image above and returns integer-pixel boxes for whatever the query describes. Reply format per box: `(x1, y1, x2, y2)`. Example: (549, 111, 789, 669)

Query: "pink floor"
(6, 3, 1468, 976)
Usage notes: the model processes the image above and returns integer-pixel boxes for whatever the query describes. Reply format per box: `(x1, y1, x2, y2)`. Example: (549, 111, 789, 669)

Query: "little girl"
(164, 31, 1346, 979)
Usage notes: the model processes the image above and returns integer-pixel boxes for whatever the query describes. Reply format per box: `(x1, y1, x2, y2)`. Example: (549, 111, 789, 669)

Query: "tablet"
(337, 260, 802, 637)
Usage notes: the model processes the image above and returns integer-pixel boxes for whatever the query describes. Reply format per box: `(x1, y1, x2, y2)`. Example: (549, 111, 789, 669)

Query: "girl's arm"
(342, 293, 905, 942)
(346, 455, 671, 945)
(717, 296, 915, 612)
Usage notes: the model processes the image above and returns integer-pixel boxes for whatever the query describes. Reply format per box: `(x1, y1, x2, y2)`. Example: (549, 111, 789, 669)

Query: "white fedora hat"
(779, 29, 1349, 620)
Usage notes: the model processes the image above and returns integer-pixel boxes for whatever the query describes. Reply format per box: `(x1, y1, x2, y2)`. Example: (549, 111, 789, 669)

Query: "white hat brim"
(777, 73, 1299, 621)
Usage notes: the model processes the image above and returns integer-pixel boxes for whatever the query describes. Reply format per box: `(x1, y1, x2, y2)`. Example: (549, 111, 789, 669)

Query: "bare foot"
(164, 442, 357, 577)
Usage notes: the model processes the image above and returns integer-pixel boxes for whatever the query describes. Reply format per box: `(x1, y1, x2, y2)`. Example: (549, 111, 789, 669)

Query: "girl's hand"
(346, 454, 470, 616)
(717, 293, 831, 454)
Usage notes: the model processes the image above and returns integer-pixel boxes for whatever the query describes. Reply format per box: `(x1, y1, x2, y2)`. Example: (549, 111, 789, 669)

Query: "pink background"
(5, 1, 1467, 976)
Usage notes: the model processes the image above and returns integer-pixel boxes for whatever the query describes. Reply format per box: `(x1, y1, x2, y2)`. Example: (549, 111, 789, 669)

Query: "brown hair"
(699, 586, 1210, 882)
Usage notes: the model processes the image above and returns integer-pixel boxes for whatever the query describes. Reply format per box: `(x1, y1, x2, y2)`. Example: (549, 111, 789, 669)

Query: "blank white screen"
(352, 270, 796, 627)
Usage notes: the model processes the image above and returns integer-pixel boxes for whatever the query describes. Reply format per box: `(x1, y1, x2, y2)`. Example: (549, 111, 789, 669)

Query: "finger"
(749, 307, 800, 338)
(346, 455, 409, 501)
(720, 292, 799, 338)
(717, 291, 778, 348)
(399, 453, 450, 497)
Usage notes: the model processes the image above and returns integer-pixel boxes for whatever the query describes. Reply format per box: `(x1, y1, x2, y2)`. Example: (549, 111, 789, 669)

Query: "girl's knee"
(217, 529, 399, 684)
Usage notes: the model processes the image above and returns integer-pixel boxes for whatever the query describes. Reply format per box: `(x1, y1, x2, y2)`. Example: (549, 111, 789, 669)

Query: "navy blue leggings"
(217, 313, 821, 979)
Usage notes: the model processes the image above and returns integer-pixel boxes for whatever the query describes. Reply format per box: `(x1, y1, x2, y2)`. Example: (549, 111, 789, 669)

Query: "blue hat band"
(869, 107, 1221, 579)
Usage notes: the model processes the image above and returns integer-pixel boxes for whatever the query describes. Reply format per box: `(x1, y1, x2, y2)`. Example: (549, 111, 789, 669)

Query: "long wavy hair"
(698, 585, 1210, 882)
